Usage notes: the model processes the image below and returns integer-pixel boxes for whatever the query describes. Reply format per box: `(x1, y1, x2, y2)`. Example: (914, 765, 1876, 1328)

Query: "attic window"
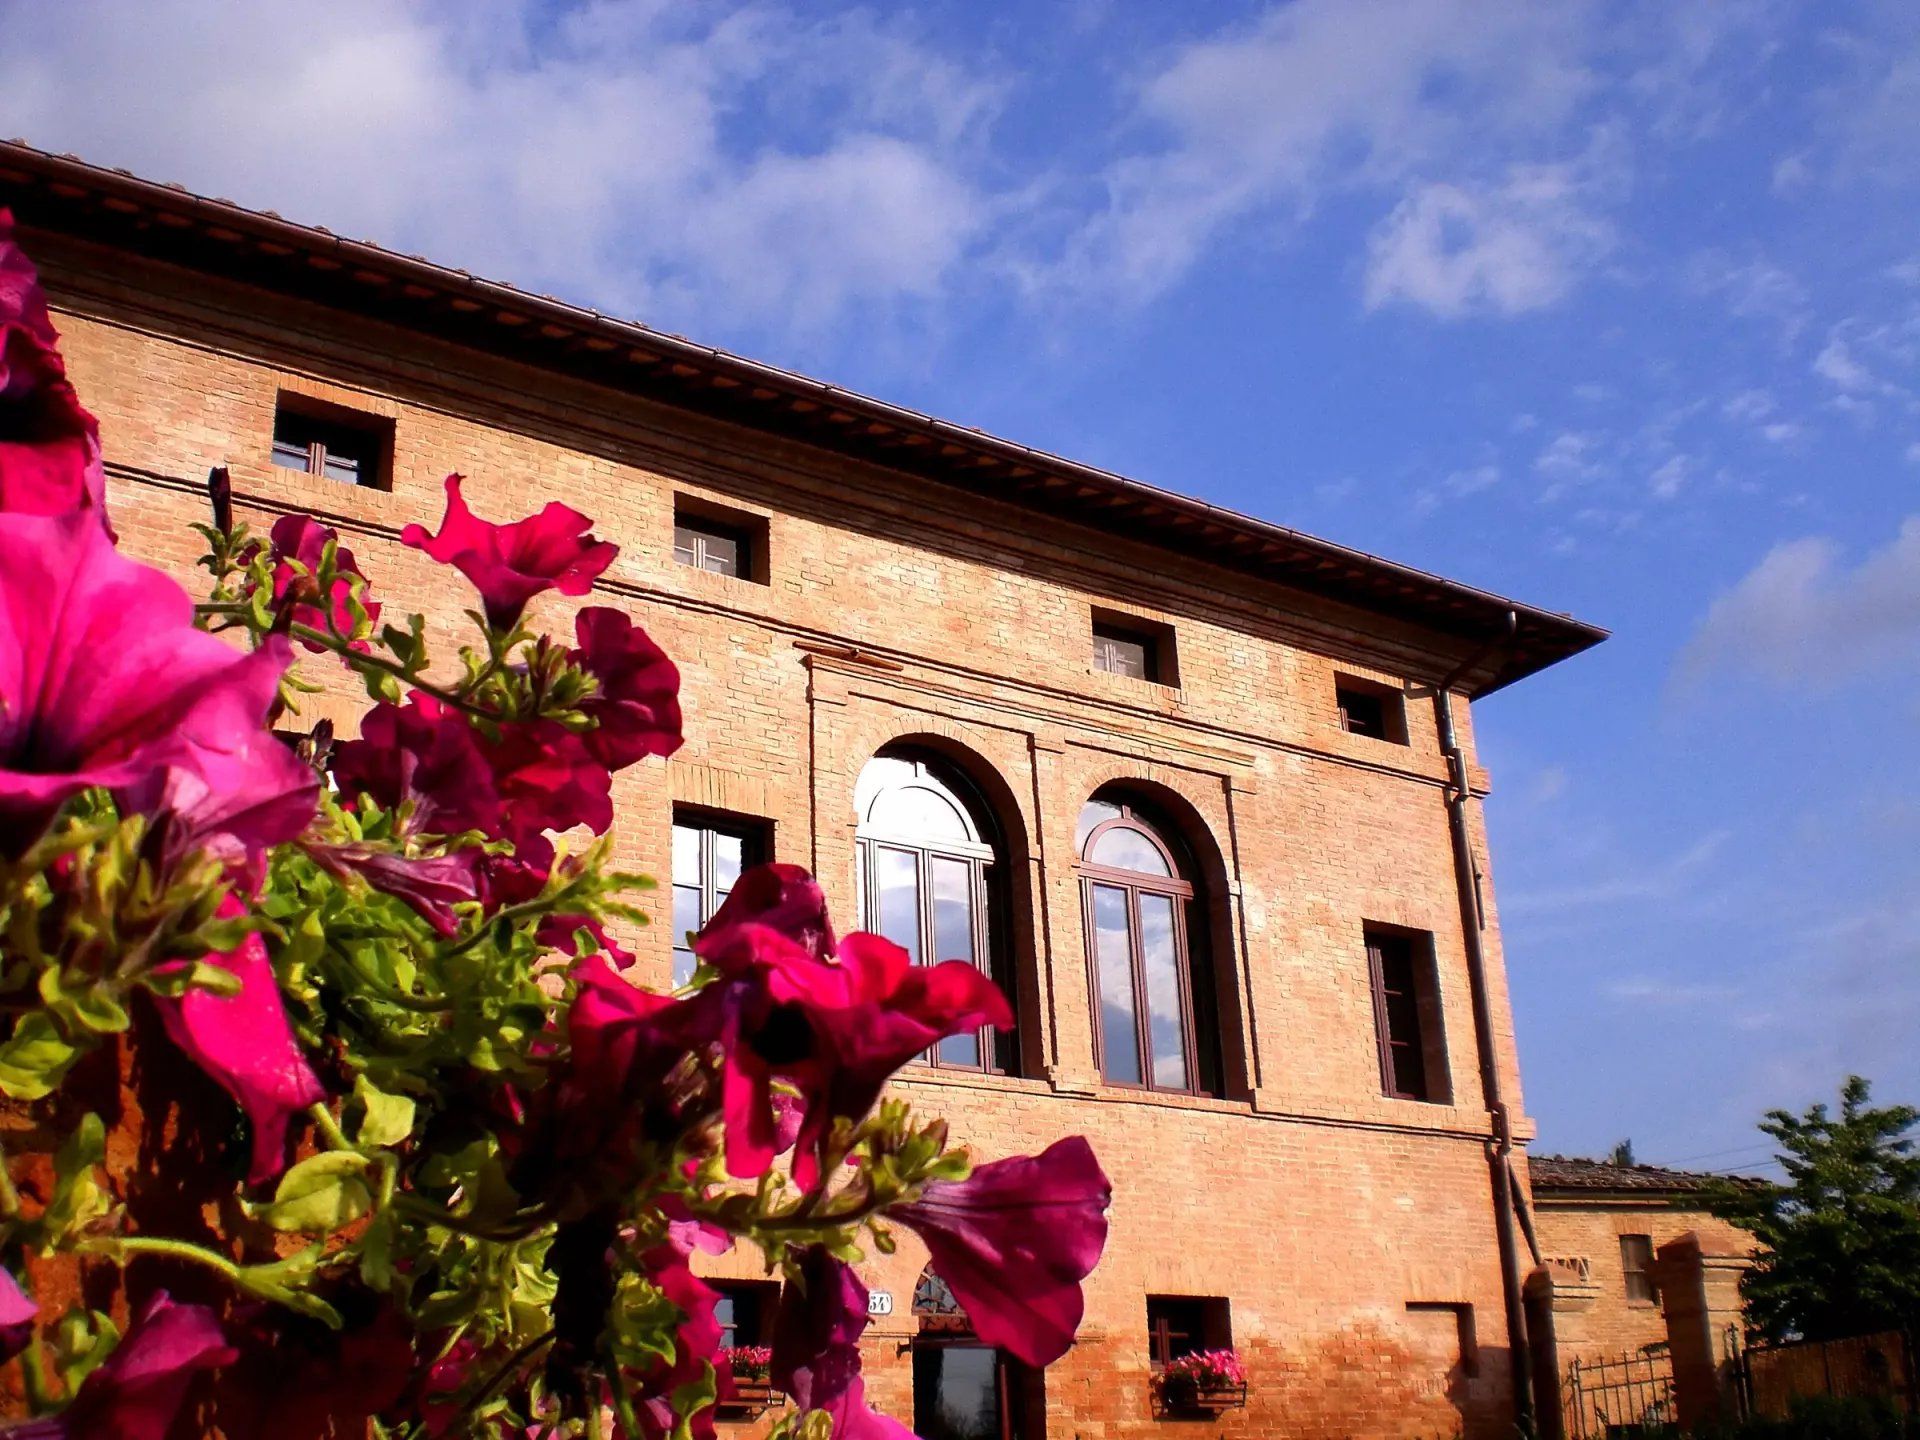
(1092, 612, 1177, 686)
(673, 497, 768, 584)
(1336, 676, 1407, 744)
(270, 394, 391, 490)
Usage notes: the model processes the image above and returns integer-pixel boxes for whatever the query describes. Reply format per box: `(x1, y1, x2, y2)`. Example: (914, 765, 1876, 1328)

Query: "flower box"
(717, 1347, 784, 1419)
(1156, 1349, 1250, 1414)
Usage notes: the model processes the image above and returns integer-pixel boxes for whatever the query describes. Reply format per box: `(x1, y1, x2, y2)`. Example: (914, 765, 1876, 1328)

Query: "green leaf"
(38, 1114, 110, 1252)
(352, 1076, 416, 1149)
(139, 959, 244, 1001)
(0, 1012, 81, 1100)
(51, 1307, 119, 1394)
(37, 969, 130, 1035)
(259, 1152, 374, 1234)
(233, 1246, 344, 1328)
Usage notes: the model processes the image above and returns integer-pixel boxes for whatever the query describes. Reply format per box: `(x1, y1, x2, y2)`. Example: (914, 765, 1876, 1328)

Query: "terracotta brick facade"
(13, 179, 1601, 1440)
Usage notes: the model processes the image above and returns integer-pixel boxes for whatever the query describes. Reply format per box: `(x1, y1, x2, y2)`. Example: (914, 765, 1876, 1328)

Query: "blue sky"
(6, 0, 1918, 1175)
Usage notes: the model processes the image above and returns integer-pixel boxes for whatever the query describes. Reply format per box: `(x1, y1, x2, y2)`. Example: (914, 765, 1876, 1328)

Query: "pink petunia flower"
(698, 863, 835, 962)
(692, 903, 1012, 1187)
(331, 694, 504, 840)
(152, 897, 326, 1185)
(0, 210, 108, 523)
(770, 1248, 913, 1440)
(0, 1265, 36, 1362)
(893, 1136, 1112, 1367)
(304, 842, 480, 937)
(0, 510, 299, 857)
(7, 1290, 236, 1440)
(401, 474, 616, 631)
(250, 513, 381, 653)
(480, 718, 613, 845)
(570, 607, 682, 769)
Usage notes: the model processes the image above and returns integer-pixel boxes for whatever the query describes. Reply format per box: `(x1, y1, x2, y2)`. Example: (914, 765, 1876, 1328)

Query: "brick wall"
(32, 224, 1551, 1440)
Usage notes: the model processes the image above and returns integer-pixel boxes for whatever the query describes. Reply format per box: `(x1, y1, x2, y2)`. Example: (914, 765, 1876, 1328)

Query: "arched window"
(1077, 794, 1220, 1095)
(856, 752, 1015, 1072)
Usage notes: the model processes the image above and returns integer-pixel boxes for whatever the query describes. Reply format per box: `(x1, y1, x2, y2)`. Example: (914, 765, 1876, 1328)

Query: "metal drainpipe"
(1434, 610, 1537, 1433)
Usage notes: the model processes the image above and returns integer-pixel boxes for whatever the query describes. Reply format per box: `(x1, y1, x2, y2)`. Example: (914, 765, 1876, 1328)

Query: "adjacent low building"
(2, 140, 1612, 1440)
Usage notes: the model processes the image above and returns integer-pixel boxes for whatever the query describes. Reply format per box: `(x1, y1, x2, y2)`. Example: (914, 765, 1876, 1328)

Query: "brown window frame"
(1146, 1296, 1231, 1373)
(671, 810, 770, 986)
(1080, 807, 1205, 1095)
(856, 756, 1016, 1076)
(1620, 1234, 1658, 1305)
(712, 1279, 780, 1349)
(1090, 611, 1177, 686)
(1366, 928, 1450, 1104)
(270, 393, 392, 490)
(1336, 675, 1409, 744)
(672, 496, 768, 584)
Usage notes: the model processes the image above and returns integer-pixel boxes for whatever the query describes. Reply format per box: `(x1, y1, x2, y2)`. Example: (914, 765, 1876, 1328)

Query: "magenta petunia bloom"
(698, 862, 835, 962)
(0, 1265, 35, 1362)
(0, 510, 298, 856)
(252, 513, 381, 653)
(771, 1248, 913, 1440)
(893, 1136, 1112, 1367)
(305, 842, 479, 937)
(570, 606, 682, 769)
(691, 904, 1012, 1187)
(135, 725, 319, 890)
(480, 718, 613, 844)
(20, 1290, 236, 1440)
(331, 694, 504, 840)
(401, 474, 617, 630)
(153, 897, 326, 1185)
(0, 209, 107, 523)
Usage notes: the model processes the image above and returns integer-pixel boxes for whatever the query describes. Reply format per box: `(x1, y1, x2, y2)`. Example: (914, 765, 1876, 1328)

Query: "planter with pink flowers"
(1156, 1349, 1250, 1413)
(717, 1346, 783, 1418)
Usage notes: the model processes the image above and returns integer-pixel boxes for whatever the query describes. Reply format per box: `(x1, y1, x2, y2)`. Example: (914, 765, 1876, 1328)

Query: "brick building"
(3, 140, 1610, 1440)
(1530, 1156, 1754, 1367)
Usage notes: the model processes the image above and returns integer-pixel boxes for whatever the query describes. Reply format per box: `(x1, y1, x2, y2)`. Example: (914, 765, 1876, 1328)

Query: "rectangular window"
(672, 498, 767, 583)
(713, 1280, 779, 1349)
(1367, 929, 1450, 1103)
(1146, 1296, 1231, 1372)
(270, 394, 392, 490)
(671, 812, 769, 985)
(1620, 1235, 1657, 1304)
(1336, 676, 1408, 744)
(1091, 612, 1176, 685)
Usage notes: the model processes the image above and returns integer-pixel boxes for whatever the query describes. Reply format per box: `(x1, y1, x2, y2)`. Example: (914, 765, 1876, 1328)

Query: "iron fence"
(1562, 1345, 1676, 1440)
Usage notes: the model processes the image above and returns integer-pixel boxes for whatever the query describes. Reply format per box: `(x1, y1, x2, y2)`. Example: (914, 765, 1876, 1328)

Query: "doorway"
(913, 1344, 1030, 1440)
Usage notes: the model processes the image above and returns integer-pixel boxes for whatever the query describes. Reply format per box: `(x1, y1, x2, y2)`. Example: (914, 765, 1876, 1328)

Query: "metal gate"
(1562, 1346, 1676, 1439)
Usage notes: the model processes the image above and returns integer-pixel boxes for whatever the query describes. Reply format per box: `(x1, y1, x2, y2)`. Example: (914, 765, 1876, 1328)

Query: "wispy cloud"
(1677, 517, 1920, 688)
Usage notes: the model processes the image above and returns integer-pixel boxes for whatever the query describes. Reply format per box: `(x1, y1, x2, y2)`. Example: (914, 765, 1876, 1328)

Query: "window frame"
(1090, 611, 1176, 686)
(1366, 927, 1450, 1104)
(855, 757, 1011, 1075)
(671, 497, 768, 584)
(1080, 806, 1202, 1096)
(1145, 1295, 1230, 1373)
(1335, 675, 1409, 745)
(1619, 1234, 1658, 1306)
(269, 394, 392, 491)
(712, 1279, 780, 1350)
(671, 810, 769, 986)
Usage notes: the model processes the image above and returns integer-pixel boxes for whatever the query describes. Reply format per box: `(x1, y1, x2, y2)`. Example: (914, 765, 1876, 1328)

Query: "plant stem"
(85, 1233, 244, 1282)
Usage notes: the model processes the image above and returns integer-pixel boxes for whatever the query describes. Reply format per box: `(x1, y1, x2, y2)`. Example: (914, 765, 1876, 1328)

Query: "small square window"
(270, 394, 392, 490)
(1146, 1296, 1231, 1371)
(673, 498, 767, 583)
(1406, 1302, 1479, 1378)
(1366, 928, 1451, 1104)
(713, 1280, 779, 1349)
(1091, 612, 1176, 686)
(1336, 676, 1408, 744)
(1620, 1235, 1658, 1305)
(672, 810, 771, 985)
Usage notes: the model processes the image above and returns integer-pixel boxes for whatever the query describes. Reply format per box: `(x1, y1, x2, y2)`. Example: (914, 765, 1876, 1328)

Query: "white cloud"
(1679, 517, 1920, 687)
(1533, 430, 1607, 497)
(1362, 159, 1614, 319)
(0, 0, 997, 343)
(1770, 151, 1812, 194)
(1686, 251, 1810, 344)
(1814, 336, 1876, 391)
(1907, 441, 1920, 464)
(1648, 455, 1689, 499)
(1721, 389, 1774, 423)
(1761, 421, 1804, 445)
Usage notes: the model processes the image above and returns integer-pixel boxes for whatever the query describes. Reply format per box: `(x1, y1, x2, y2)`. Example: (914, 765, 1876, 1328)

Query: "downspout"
(1435, 610, 1539, 1433)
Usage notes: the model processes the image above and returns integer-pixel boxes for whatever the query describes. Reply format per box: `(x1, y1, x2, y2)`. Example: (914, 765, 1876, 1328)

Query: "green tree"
(1706, 1076, 1920, 1341)
(1609, 1138, 1637, 1168)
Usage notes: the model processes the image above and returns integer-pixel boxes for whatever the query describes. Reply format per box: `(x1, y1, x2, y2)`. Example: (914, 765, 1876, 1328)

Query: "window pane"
(321, 452, 362, 485)
(873, 847, 922, 962)
(1375, 939, 1431, 1100)
(698, 530, 741, 576)
(1094, 634, 1148, 677)
(931, 857, 981, 1067)
(672, 526, 698, 568)
(1092, 884, 1142, 1085)
(913, 1344, 1001, 1440)
(1138, 893, 1188, 1090)
(714, 831, 745, 893)
(671, 825, 701, 887)
(1090, 825, 1172, 876)
(673, 881, 702, 960)
(270, 439, 311, 472)
(1076, 798, 1123, 852)
(714, 1291, 738, 1349)
(868, 783, 971, 843)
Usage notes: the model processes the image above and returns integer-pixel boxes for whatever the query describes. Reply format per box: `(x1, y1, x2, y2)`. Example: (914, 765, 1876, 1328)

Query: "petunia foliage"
(0, 213, 1109, 1439)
